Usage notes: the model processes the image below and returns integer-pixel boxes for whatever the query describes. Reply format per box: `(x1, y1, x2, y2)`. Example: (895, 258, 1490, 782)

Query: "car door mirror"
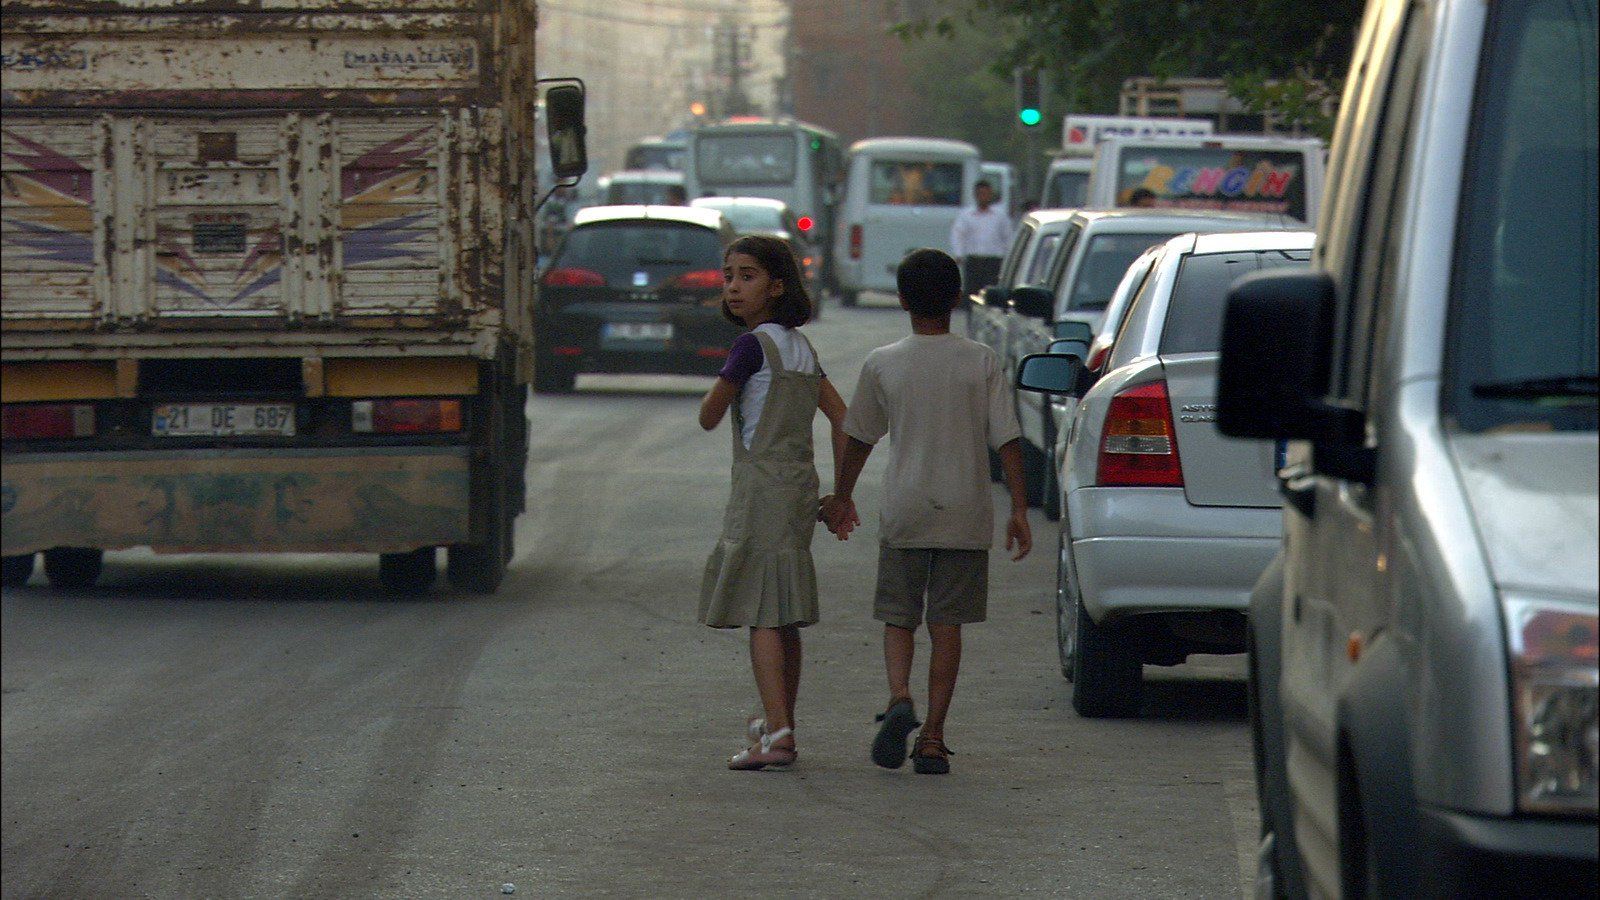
(1217, 270, 1363, 444)
(1053, 320, 1092, 343)
(1016, 352, 1085, 397)
(980, 285, 1010, 306)
(1047, 338, 1089, 360)
(544, 83, 589, 181)
(1011, 285, 1053, 319)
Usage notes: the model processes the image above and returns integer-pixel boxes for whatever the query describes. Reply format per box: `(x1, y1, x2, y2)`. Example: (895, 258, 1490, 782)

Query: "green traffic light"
(1019, 108, 1042, 127)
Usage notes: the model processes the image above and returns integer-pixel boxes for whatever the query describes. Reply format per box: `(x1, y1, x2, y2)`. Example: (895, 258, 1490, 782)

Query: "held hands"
(818, 494, 861, 541)
(1006, 508, 1033, 561)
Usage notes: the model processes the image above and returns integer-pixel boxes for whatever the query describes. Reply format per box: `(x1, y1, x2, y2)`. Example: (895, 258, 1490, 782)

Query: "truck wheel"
(43, 547, 103, 590)
(534, 357, 576, 394)
(447, 439, 512, 595)
(1071, 599, 1144, 717)
(2, 553, 36, 588)
(379, 547, 436, 594)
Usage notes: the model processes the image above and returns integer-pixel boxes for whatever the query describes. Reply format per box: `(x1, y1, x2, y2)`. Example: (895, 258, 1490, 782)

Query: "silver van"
(1215, 0, 1597, 895)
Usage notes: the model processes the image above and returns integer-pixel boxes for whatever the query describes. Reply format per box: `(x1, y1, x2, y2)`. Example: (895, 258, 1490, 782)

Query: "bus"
(684, 118, 845, 285)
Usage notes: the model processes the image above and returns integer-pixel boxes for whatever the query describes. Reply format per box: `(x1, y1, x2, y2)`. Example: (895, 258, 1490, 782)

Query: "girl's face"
(722, 252, 783, 326)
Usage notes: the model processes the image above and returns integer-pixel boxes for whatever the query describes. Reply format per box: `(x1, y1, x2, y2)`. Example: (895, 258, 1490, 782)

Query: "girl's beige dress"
(699, 330, 821, 628)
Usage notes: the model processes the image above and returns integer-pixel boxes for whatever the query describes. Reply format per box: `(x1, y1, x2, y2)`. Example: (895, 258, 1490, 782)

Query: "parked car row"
(1012, 0, 1597, 896)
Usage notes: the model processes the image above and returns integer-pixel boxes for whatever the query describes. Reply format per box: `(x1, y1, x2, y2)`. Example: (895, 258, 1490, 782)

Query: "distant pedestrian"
(822, 248, 1031, 775)
(698, 235, 854, 771)
(949, 180, 1014, 296)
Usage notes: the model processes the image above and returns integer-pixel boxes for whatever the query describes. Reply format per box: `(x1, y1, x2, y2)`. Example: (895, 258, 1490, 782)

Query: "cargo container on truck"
(0, 0, 586, 593)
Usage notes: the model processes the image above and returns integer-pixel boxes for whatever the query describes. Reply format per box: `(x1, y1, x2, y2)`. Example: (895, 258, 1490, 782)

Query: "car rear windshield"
(605, 181, 681, 205)
(696, 134, 796, 185)
(1445, 0, 1597, 432)
(556, 222, 722, 288)
(1161, 249, 1311, 354)
(1115, 147, 1310, 221)
(1064, 233, 1174, 310)
(714, 205, 785, 233)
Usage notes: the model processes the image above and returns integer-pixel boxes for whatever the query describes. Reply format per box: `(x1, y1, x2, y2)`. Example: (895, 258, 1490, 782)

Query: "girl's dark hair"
(721, 234, 812, 328)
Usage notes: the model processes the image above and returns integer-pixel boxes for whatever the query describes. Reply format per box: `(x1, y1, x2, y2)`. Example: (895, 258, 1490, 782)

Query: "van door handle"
(1278, 463, 1316, 518)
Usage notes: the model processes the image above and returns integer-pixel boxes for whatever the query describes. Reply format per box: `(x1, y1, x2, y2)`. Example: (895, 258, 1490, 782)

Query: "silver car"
(1020, 229, 1315, 717)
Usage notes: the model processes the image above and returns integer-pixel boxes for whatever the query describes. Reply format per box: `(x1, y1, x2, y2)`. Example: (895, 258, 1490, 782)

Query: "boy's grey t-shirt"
(842, 333, 1022, 550)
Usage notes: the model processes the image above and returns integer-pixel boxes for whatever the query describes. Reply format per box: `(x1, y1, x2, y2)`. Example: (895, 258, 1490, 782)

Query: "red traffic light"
(796, 216, 814, 232)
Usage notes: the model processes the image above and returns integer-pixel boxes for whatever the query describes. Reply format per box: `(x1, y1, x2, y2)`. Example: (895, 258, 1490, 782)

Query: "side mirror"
(1011, 285, 1053, 319)
(545, 84, 588, 181)
(980, 285, 1010, 306)
(1047, 338, 1089, 360)
(1016, 352, 1085, 397)
(1053, 320, 1092, 343)
(1217, 270, 1362, 444)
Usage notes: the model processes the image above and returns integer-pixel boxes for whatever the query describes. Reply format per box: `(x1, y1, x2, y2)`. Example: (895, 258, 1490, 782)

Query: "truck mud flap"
(0, 447, 469, 555)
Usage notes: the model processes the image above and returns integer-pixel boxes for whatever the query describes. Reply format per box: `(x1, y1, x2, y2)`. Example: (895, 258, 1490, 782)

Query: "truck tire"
(534, 356, 576, 394)
(379, 547, 436, 594)
(43, 547, 103, 590)
(1071, 599, 1144, 717)
(2, 553, 36, 588)
(447, 388, 512, 595)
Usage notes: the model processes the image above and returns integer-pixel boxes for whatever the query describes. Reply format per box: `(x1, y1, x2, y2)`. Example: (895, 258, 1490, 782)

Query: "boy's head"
(896, 248, 962, 319)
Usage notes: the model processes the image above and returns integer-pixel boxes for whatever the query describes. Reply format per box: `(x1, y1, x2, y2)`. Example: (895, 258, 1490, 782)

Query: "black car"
(535, 206, 739, 393)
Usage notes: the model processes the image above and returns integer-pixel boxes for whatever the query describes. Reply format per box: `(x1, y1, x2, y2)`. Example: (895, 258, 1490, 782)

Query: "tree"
(896, 0, 1362, 138)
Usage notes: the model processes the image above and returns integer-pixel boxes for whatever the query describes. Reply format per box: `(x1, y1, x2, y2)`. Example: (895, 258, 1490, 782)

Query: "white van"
(1086, 134, 1326, 223)
(1041, 155, 1093, 209)
(833, 137, 980, 303)
(981, 160, 1017, 213)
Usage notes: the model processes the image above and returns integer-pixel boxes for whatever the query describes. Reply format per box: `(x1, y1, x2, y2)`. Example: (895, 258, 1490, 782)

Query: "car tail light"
(351, 399, 463, 434)
(1097, 381, 1182, 487)
(1, 403, 94, 439)
(672, 269, 724, 290)
(796, 215, 815, 233)
(541, 267, 605, 287)
(849, 224, 863, 260)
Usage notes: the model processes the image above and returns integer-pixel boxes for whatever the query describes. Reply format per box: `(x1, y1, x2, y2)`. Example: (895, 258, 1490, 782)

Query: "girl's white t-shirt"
(733, 323, 819, 449)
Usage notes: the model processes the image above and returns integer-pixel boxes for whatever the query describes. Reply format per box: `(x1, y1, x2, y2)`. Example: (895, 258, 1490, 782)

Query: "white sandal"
(728, 725, 797, 770)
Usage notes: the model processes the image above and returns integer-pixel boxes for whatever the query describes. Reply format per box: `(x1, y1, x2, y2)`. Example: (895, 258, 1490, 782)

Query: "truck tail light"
(1097, 381, 1182, 487)
(849, 224, 863, 260)
(1, 403, 95, 439)
(672, 269, 724, 290)
(351, 399, 463, 434)
(541, 267, 605, 287)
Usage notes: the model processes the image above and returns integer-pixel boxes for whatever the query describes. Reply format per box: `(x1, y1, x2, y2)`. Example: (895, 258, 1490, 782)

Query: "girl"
(697, 235, 853, 770)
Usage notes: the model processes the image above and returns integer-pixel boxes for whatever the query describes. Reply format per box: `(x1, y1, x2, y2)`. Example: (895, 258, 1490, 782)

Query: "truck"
(1, 0, 586, 594)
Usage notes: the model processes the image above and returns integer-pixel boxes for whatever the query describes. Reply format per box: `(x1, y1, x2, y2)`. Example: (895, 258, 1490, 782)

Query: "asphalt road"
(2, 297, 1259, 899)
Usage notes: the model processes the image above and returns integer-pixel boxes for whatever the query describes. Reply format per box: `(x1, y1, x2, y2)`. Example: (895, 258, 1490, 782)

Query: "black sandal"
(911, 734, 954, 775)
(871, 698, 920, 769)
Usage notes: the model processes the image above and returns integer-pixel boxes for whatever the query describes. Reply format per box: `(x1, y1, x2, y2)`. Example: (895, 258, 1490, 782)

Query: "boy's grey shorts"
(873, 546, 989, 629)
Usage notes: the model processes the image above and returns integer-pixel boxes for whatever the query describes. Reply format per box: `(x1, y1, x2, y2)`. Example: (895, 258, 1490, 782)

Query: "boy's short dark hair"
(896, 248, 961, 318)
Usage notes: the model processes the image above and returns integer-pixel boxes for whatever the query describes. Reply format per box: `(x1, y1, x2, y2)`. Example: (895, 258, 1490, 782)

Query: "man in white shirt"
(948, 180, 1014, 296)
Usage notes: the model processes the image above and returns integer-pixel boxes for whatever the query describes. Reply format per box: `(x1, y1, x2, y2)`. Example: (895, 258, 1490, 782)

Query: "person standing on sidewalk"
(821, 248, 1032, 775)
(948, 180, 1013, 297)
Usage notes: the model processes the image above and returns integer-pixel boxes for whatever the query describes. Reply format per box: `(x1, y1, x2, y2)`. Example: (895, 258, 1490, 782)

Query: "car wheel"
(1021, 439, 1048, 508)
(533, 353, 576, 394)
(988, 447, 1003, 483)
(42, 547, 103, 590)
(1055, 531, 1078, 681)
(1042, 417, 1062, 522)
(2, 553, 36, 588)
(379, 547, 436, 594)
(1071, 598, 1143, 717)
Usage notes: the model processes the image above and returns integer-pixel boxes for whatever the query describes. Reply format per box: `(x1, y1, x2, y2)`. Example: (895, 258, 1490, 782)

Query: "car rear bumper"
(1417, 805, 1597, 895)
(0, 446, 470, 555)
(1067, 486, 1282, 620)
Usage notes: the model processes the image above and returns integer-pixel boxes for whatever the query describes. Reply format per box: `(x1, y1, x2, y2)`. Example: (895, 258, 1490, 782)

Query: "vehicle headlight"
(1504, 595, 1598, 815)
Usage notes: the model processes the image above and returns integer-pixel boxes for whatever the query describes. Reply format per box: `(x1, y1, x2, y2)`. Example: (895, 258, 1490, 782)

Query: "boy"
(822, 248, 1031, 775)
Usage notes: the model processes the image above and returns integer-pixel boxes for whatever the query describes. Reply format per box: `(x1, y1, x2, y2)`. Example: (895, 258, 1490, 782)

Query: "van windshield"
(696, 134, 796, 185)
(1115, 147, 1308, 221)
(1044, 170, 1088, 207)
(1064, 233, 1175, 310)
(605, 181, 681, 205)
(1446, 0, 1598, 432)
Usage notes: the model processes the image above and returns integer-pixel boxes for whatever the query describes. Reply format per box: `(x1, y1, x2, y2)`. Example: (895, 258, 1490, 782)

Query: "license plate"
(602, 322, 672, 341)
(152, 403, 296, 437)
